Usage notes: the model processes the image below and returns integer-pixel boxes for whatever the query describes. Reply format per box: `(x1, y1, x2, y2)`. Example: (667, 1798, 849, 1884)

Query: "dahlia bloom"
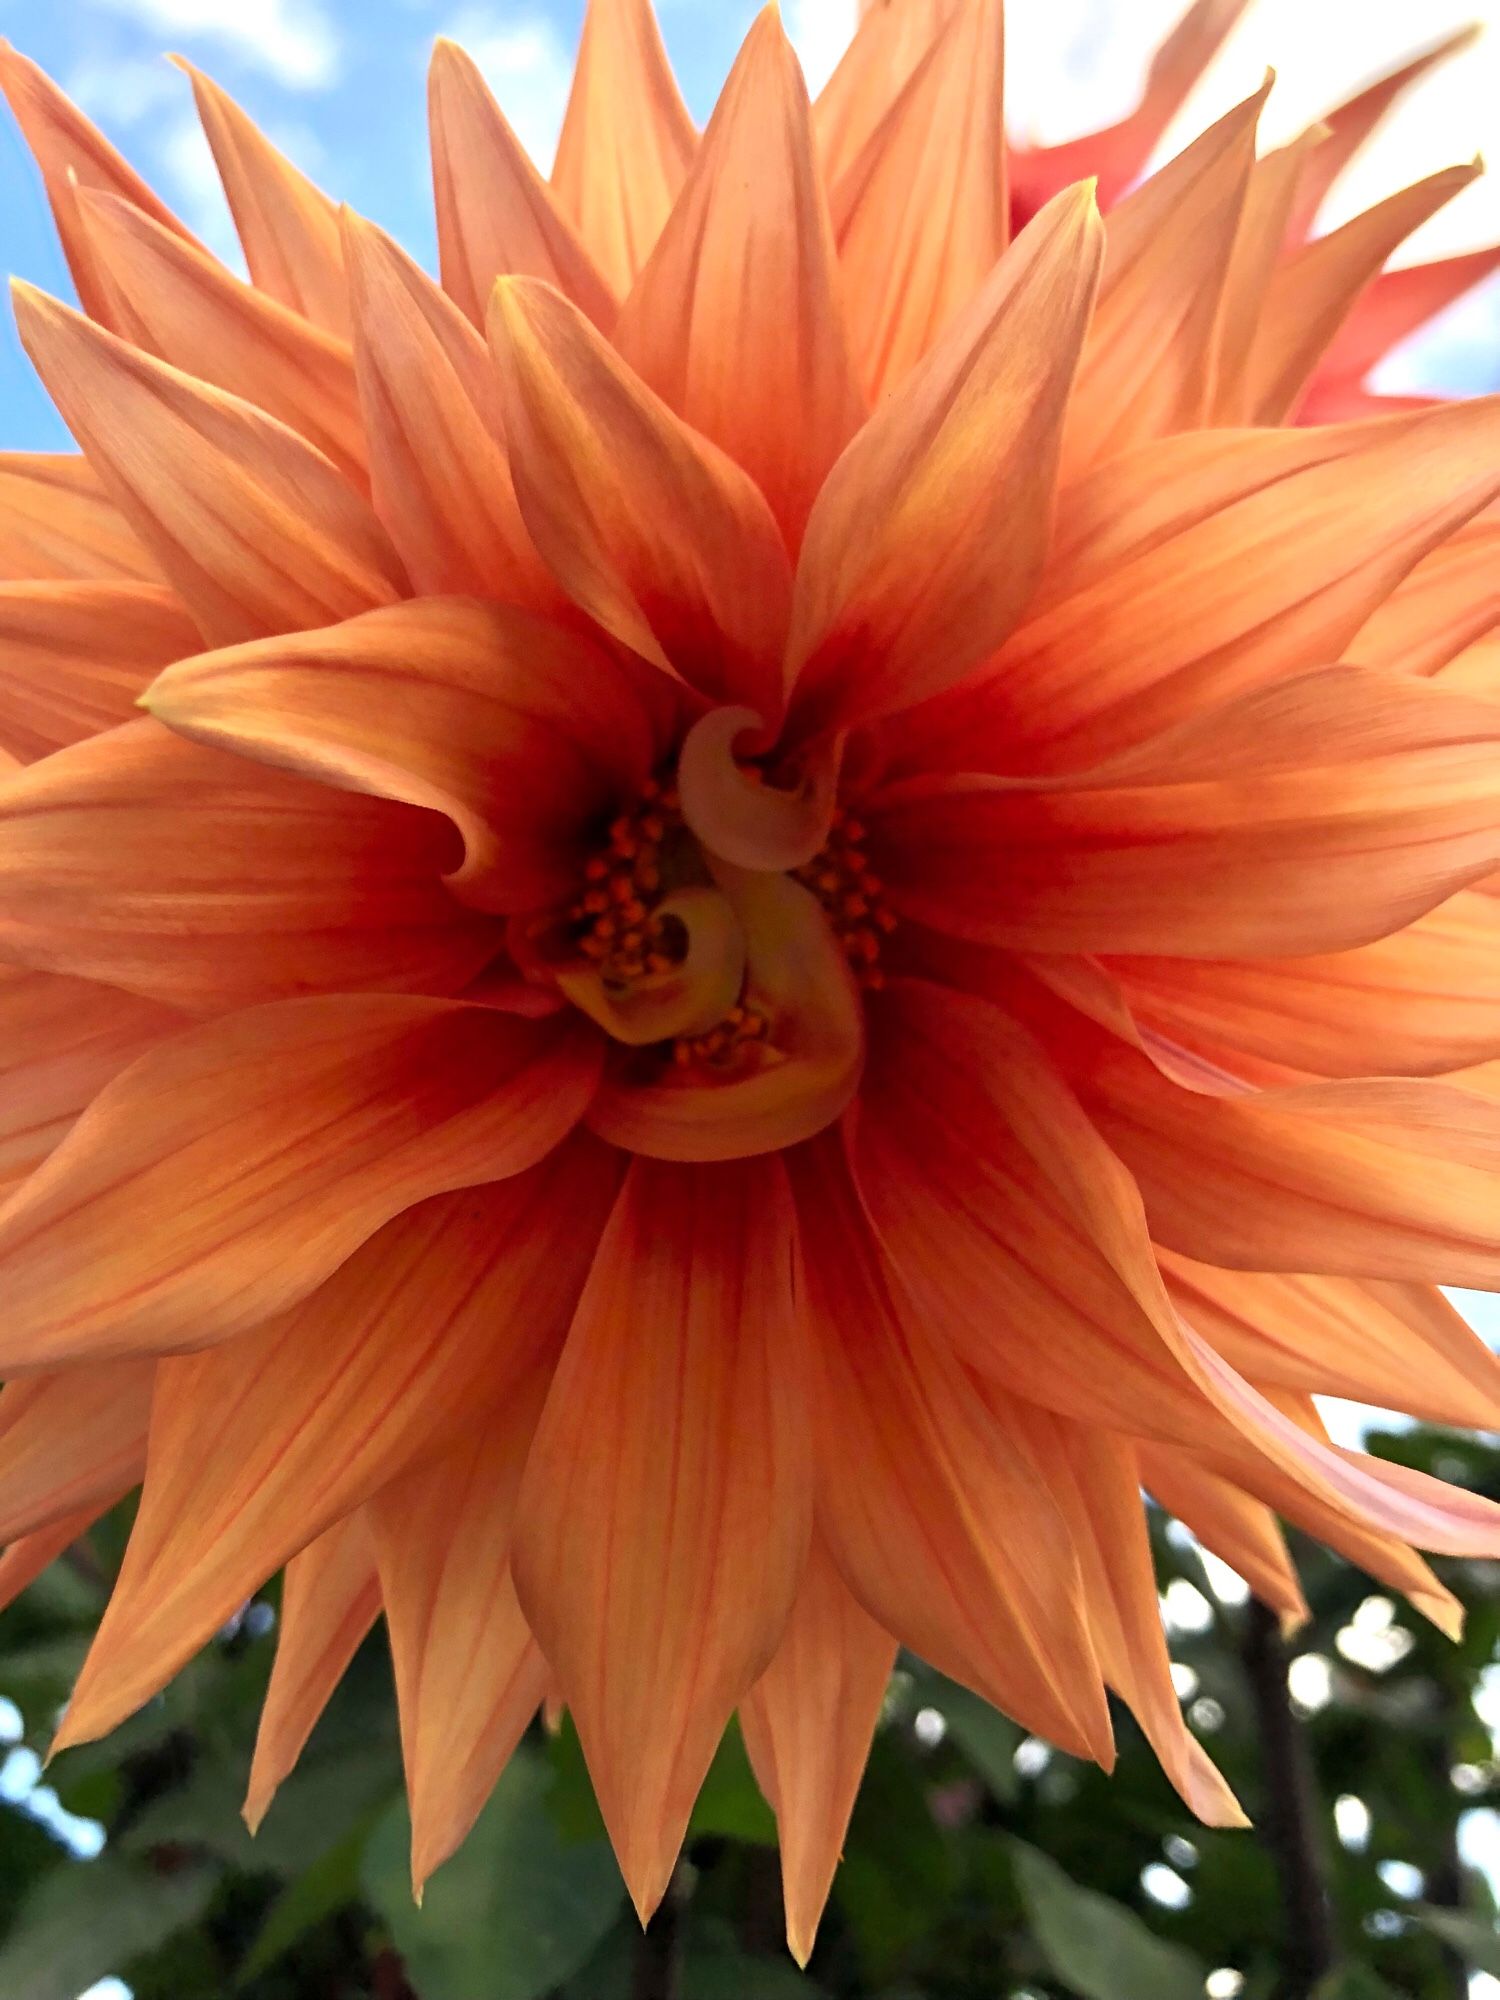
(0, 0, 1499, 1961)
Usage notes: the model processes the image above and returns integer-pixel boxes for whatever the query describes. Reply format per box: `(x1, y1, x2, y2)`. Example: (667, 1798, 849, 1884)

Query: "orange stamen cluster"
(792, 808, 897, 990)
(673, 1001, 773, 1073)
(568, 779, 684, 986)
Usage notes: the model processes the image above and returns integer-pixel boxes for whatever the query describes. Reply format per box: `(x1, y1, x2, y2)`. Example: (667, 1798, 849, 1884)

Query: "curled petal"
(559, 888, 747, 1045)
(588, 872, 864, 1162)
(677, 705, 839, 870)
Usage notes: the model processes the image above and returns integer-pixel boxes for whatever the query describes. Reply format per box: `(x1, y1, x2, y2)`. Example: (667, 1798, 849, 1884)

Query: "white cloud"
(64, 55, 181, 127)
(154, 111, 246, 269)
(437, 9, 574, 172)
(784, 0, 859, 96)
(92, 0, 341, 91)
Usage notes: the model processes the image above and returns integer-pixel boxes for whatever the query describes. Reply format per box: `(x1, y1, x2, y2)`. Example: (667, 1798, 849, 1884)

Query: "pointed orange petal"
(147, 596, 656, 915)
(0, 719, 496, 1011)
(0, 1502, 118, 1614)
(74, 189, 366, 487)
(488, 275, 791, 717)
(340, 210, 564, 612)
(788, 1134, 1114, 1765)
(512, 1155, 811, 1922)
(830, 0, 1007, 399)
(0, 452, 158, 582)
(371, 1404, 552, 1890)
(875, 667, 1500, 959)
(0, 1360, 153, 1540)
(1062, 84, 1265, 478)
(1137, 1448, 1309, 1631)
(244, 1512, 381, 1831)
(52, 1138, 621, 1747)
(550, 0, 696, 295)
(1211, 125, 1330, 426)
(1312, 244, 1500, 401)
(814, 0, 954, 188)
(614, 10, 864, 549)
(0, 42, 199, 328)
(1246, 161, 1482, 424)
(1440, 633, 1500, 701)
(1109, 891, 1500, 1080)
(13, 286, 406, 646)
(0, 580, 198, 761)
(0, 994, 599, 1368)
(1349, 514, 1500, 680)
(787, 183, 1103, 737)
(740, 1538, 896, 1966)
(1042, 1420, 1245, 1826)
(1163, 1253, 1500, 1431)
(427, 39, 614, 330)
(175, 59, 349, 337)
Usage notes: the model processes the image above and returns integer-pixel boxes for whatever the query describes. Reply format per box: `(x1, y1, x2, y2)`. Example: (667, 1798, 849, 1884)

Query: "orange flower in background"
(0, 0, 1499, 1961)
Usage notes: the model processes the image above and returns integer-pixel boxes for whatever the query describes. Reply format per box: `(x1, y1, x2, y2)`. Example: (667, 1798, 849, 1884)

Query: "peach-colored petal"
(0, 966, 181, 1194)
(145, 596, 655, 914)
(371, 1401, 552, 1891)
(814, 0, 954, 188)
(1308, 244, 1500, 410)
(1109, 893, 1500, 1079)
(427, 38, 614, 329)
(588, 869, 865, 1161)
(0, 993, 600, 1369)
(1039, 1418, 1245, 1825)
(787, 183, 1103, 738)
(874, 666, 1500, 958)
(831, 0, 1007, 401)
(1136, 1448, 1309, 1631)
(0, 1503, 117, 1614)
(739, 1537, 897, 1967)
(550, 0, 696, 296)
(512, 1155, 810, 1923)
(339, 212, 564, 615)
(0, 580, 199, 761)
(74, 190, 365, 487)
(0, 1360, 153, 1542)
(489, 275, 791, 717)
(1162, 1252, 1500, 1430)
(1246, 162, 1481, 425)
(1211, 124, 1330, 427)
(788, 1135, 1114, 1764)
(0, 452, 158, 583)
(1441, 634, 1500, 701)
(1061, 84, 1264, 479)
(614, 10, 864, 550)
(175, 59, 348, 338)
(13, 285, 406, 646)
(0, 41, 199, 328)
(1349, 514, 1500, 680)
(0, 718, 497, 1011)
(53, 1137, 621, 1748)
(244, 1512, 381, 1831)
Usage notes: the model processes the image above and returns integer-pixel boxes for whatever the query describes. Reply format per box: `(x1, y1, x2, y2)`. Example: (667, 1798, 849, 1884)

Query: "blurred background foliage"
(0, 1423, 1496, 2000)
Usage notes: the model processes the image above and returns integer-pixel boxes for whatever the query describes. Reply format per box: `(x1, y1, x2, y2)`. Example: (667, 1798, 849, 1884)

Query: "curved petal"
(0, 995, 601, 1368)
(1313, 244, 1500, 403)
(1162, 1252, 1500, 1431)
(614, 9, 864, 548)
(0, 1359, 153, 1542)
(1211, 126, 1330, 427)
(787, 1135, 1114, 1765)
(488, 275, 791, 717)
(677, 705, 839, 870)
(0, 43, 200, 328)
(52, 1136, 622, 1749)
(1136, 1448, 1308, 1631)
(1348, 514, 1500, 680)
(873, 667, 1500, 958)
(371, 1400, 552, 1892)
(830, 0, 1006, 400)
(244, 1512, 382, 1831)
(786, 184, 1103, 739)
(0, 580, 199, 762)
(427, 38, 615, 329)
(739, 1536, 897, 1967)
(0, 452, 157, 583)
(74, 190, 365, 488)
(0, 1503, 119, 1614)
(814, 0, 954, 187)
(512, 1154, 810, 1923)
(145, 596, 656, 914)
(588, 870, 865, 1162)
(0, 719, 497, 1011)
(175, 59, 349, 338)
(549, 0, 696, 295)
(13, 286, 407, 647)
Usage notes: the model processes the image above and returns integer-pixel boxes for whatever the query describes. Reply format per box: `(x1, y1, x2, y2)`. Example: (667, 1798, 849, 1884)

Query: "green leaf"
(909, 1667, 1021, 1803)
(1009, 1838, 1207, 2000)
(235, 1815, 375, 1985)
(1412, 1905, 1500, 1975)
(1310, 1968, 1404, 2000)
(362, 1744, 624, 2000)
(687, 1719, 778, 1847)
(0, 1851, 216, 2000)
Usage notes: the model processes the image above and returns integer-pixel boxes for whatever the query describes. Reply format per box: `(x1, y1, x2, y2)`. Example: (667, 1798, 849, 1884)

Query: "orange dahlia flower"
(1, 0, 1499, 1961)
